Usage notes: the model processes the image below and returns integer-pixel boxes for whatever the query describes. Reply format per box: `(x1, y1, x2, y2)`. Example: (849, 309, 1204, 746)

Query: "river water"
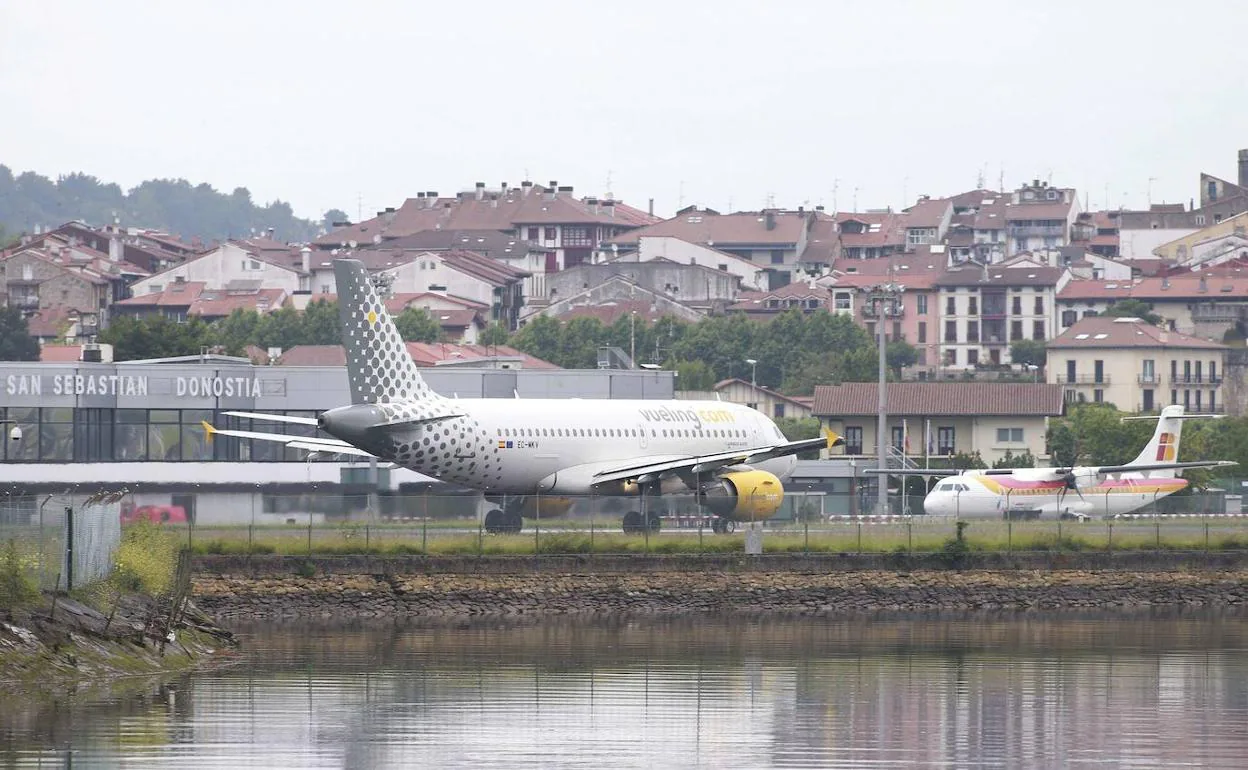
(4, 610, 1248, 768)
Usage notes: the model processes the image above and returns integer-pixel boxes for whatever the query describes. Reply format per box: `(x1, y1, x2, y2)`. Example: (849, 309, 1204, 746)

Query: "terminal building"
(0, 356, 675, 524)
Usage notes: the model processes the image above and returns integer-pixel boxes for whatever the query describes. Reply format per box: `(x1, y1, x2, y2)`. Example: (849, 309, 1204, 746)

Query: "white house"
(622, 236, 768, 290)
(130, 240, 306, 296)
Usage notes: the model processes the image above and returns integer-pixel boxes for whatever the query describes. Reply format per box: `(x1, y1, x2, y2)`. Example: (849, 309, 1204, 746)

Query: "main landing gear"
(710, 517, 737, 534)
(621, 511, 661, 534)
(484, 498, 524, 535)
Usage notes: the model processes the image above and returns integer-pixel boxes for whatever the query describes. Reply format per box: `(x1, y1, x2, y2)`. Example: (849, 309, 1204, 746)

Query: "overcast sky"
(3, 0, 1247, 223)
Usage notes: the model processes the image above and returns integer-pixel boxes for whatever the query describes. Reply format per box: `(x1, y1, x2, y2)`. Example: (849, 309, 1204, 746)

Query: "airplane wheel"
(711, 517, 724, 534)
(722, 519, 736, 534)
(646, 514, 661, 533)
(484, 509, 504, 534)
(622, 511, 643, 534)
(504, 510, 523, 534)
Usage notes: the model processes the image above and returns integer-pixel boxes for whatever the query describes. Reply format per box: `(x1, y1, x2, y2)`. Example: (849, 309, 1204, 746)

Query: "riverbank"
(0, 592, 237, 696)
(192, 554, 1248, 619)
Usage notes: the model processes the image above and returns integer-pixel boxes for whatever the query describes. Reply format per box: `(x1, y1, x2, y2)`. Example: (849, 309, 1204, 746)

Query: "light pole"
(745, 358, 757, 387)
(862, 278, 905, 515)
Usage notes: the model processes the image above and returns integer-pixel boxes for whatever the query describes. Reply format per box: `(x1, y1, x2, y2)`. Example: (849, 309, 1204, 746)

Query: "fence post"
(1007, 515, 1012, 554)
(1057, 515, 1062, 545)
(534, 493, 541, 556)
(65, 505, 74, 593)
(1205, 515, 1210, 554)
(857, 520, 862, 554)
(365, 524, 370, 552)
(907, 519, 912, 553)
(307, 513, 312, 556)
(1107, 520, 1114, 553)
(422, 491, 429, 555)
(1155, 519, 1161, 553)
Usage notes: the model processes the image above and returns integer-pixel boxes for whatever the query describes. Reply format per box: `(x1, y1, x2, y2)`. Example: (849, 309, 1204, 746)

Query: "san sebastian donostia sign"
(4, 372, 266, 399)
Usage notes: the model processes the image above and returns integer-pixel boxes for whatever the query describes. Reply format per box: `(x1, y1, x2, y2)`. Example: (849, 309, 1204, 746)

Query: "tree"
(322, 208, 350, 231)
(992, 450, 1038, 469)
(775, 417, 823, 459)
(886, 339, 918, 376)
(1105, 298, 1162, 326)
(393, 308, 442, 343)
(479, 323, 510, 347)
(0, 163, 334, 243)
(1045, 404, 1153, 467)
(0, 306, 40, 361)
(0, 224, 17, 249)
(674, 360, 716, 390)
(98, 314, 217, 360)
(1009, 338, 1047, 370)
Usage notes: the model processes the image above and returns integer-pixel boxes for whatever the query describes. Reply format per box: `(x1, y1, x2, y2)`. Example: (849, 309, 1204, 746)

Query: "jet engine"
(701, 470, 784, 522)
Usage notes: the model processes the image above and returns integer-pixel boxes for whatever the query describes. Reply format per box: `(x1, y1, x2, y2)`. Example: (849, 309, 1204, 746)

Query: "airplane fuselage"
(321, 398, 797, 494)
(923, 473, 1188, 519)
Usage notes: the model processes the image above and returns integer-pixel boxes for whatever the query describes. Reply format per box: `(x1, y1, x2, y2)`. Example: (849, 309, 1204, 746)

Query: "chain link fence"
(0, 492, 125, 604)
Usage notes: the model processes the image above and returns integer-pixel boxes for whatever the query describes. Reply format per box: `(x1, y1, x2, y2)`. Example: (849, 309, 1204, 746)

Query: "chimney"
(558, 185, 573, 195)
(586, 197, 598, 214)
(266, 227, 276, 241)
(489, 193, 499, 208)
(545, 182, 557, 201)
(501, 182, 509, 196)
(1032, 178, 1040, 188)
(383, 207, 396, 224)
(108, 236, 121, 262)
(765, 210, 776, 230)
(1239, 149, 1248, 188)
(603, 199, 616, 217)
(475, 182, 486, 201)
(300, 246, 311, 274)
(648, 198, 654, 216)
(1199, 275, 1208, 293)
(521, 180, 533, 197)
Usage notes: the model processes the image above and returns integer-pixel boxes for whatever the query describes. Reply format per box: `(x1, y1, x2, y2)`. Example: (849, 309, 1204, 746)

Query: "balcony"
(1137, 373, 1161, 385)
(1059, 375, 1111, 385)
(983, 336, 1008, 346)
(1170, 376, 1223, 385)
(862, 303, 904, 318)
(1006, 224, 1067, 238)
(1191, 303, 1246, 323)
(1138, 404, 1226, 414)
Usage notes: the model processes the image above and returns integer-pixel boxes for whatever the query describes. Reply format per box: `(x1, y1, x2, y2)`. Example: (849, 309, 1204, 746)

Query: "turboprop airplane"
(872, 404, 1233, 520)
(203, 259, 842, 534)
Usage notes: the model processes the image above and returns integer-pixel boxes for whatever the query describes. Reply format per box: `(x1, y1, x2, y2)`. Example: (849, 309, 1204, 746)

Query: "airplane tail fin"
(333, 258, 445, 407)
(1128, 404, 1186, 475)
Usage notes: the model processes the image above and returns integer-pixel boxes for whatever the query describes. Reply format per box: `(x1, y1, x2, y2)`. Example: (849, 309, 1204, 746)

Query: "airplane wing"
(201, 421, 379, 459)
(224, 411, 320, 426)
(590, 430, 844, 486)
(1079, 460, 1237, 475)
(861, 468, 1017, 476)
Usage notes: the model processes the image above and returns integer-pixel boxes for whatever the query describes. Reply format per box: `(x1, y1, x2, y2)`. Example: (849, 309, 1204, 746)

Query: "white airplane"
(875, 404, 1233, 520)
(204, 258, 842, 534)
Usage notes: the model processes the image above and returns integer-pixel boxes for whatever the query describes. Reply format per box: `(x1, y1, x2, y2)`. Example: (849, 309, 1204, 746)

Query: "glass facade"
(0, 407, 338, 463)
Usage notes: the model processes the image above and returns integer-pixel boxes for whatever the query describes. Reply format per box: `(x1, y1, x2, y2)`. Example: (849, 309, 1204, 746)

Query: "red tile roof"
(834, 211, 907, 248)
(935, 264, 1066, 287)
(343, 247, 529, 286)
(1004, 198, 1074, 221)
(1058, 274, 1248, 301)
(115, 281, 207, 307)
(40, 344, 83, 362)
(1048, 316, 1226, 350)
(314, 186, 658, 247)
(607, 208, 811, 247)
(25, 306, 77, 338)
(812, 383, 1065, 417)
(556, 298, 672, 325)
(902, 198, 952, 229)
(278, 343, 558, 369)
(189, 287, 287, 318)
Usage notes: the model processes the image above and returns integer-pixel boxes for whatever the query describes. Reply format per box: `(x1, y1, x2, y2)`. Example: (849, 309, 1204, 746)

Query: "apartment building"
(1047, 316, 1228, 413)
(934, 264, 1069, 368)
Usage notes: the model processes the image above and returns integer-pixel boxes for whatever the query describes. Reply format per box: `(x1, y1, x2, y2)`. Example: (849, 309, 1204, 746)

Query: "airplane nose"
(923, 494, 946, 516)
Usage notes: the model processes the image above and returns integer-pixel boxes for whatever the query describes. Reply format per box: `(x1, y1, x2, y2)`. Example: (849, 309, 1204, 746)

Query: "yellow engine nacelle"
(702, 470, 784, 522)
(518, 496, 575, 519)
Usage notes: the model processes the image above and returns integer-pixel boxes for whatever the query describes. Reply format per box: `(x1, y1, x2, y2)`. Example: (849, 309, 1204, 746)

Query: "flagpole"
(924, 418, 931, 470)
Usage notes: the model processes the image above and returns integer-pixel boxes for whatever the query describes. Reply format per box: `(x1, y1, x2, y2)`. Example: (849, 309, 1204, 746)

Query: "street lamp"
(861, 278, 905, 515)
(1025, 364, 1039, 383)
(745, 358, 758, 387)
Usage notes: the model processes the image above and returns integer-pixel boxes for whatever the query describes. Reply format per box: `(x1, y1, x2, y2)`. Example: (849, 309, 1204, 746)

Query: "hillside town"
(4, 152, 1248, 439)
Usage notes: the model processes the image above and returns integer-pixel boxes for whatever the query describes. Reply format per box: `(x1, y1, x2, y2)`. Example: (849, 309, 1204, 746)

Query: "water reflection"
(4, 610, 1248, 768)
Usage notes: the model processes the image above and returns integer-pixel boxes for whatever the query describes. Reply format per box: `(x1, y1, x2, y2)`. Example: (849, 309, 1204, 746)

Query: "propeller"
(1055, 468, 1085, 511)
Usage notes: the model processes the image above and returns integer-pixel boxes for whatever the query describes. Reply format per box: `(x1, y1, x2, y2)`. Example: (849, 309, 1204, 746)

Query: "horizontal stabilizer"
(224, 411, 320, 426)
